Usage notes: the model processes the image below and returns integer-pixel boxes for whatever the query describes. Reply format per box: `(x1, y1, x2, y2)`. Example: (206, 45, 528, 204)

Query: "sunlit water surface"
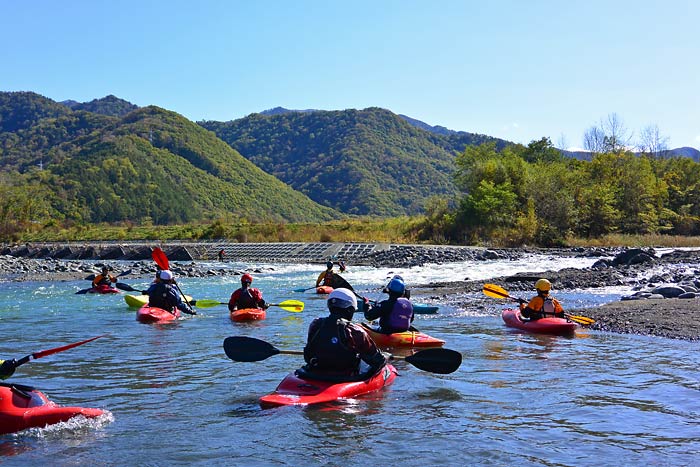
(0, 254, 698, 466)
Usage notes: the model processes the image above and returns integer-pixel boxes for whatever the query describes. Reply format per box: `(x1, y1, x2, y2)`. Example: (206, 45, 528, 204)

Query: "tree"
(638, 124, 670, 156)
(583, 113, 633, 154)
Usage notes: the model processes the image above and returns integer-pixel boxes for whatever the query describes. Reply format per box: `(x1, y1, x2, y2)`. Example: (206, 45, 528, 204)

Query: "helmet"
(535, 278, 551, 292)
(241, 273, 253, 284)
(159, 270, 174, 281)
(387, 278, 405, 294)
(326, 261, 333, 269)
(327, 288, 357, 311)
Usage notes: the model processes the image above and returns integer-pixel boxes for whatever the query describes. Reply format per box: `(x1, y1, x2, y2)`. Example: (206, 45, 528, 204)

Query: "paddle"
(193, 299, 305, 312)
(152, 247, 194, 312)
(223, 336, 462, 374)
(0, 335, 104, 379)
(115, 282, 146, 293)
(293, 286, 317, 293)
(482, 283, 595, 326)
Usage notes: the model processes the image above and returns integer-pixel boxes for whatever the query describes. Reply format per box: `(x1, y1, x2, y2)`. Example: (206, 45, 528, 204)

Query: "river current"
(0, 253, 698, 466)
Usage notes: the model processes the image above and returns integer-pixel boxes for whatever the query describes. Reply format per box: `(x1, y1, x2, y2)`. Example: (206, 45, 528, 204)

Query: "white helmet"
(159, 270, 174, 281)
(327, 288, 357, 311)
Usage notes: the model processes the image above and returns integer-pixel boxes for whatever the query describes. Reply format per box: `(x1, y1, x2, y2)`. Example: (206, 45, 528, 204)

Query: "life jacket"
(148, 283, 177, 311)
(386, 298, 413, 332)
(93, 274, 111, 287)
(304, 317, 360, 371)
(235, 287, 258, 309)
(322, 271, 335, 286)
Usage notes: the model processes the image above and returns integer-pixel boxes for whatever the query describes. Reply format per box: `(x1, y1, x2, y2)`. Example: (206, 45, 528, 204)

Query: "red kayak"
(88, 284, 120, 294)
(136, 305, 180, 323)
(259, 364, 398, 408)
(0, 383, 104, 435)
(230, 308, 266, 322)
(316, 286, 333, 294)
(361, 323, 445, 348)
(501, 308, 577, 336)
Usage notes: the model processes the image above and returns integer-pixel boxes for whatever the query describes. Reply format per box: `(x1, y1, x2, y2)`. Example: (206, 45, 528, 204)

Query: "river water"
(0, 254, 698, 466)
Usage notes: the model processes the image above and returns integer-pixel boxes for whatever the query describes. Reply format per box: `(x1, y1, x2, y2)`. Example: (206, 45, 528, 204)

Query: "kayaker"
(92, 265, 117, 289)
(315, 261, 338, 288)
(145, 269, 195, 315)
(519, 278, 565, 320)
(228, 273, 268, 311)
(303, 288, 387, 377)
(364, 277, 414, 333)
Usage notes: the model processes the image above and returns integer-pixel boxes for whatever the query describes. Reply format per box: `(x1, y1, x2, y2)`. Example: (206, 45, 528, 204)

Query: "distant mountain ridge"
(0, 91, 338, 226)
(61, 95, 139, 117)
(200, 107, 508, 216)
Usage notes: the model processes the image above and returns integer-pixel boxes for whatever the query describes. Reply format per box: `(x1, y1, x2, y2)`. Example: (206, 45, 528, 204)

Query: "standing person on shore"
(145, 270, 195, 315)
(92, 265, 117, 289)
(519, 278, 565, 320)
(218, 249, 225, 261)
(364, 277, 414, 334)
(303, 288, 387, 377)
(228, 273, 268, 311)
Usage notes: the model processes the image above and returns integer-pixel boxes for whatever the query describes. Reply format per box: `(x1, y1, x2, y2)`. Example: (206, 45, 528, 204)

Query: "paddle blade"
(32, 335, 104, 360)
(566, 314, 595, 325)
(403, 348, 462, 374)
(293, 287, 313, 293)
(224, 336, 281, 362)
(152, 247, 169, 270)
(271, 300, 304, 312)
(192, 299, 226, 308)
(482, 283, 511, 300)
(116, 282, 139, 292)
(116, 269, 132, 278)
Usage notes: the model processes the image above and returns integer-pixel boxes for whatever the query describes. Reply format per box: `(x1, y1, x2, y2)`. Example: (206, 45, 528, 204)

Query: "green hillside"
(0, 92, 339, 231)
(200, 108, 506, 216)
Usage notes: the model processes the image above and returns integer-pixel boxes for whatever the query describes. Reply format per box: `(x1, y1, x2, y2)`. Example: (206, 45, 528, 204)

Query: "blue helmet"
(387, 278, 405, 294)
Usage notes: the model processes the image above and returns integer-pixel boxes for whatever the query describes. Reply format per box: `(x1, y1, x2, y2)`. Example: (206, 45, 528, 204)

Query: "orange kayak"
(361, 323, 445, 348)
(230, 308, 266, 322)
(501, 308, 576, 336)
(316, 286, 333, 294)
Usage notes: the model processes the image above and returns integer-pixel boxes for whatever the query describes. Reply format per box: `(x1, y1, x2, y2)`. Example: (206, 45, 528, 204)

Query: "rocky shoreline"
(2, 246, 700, 341)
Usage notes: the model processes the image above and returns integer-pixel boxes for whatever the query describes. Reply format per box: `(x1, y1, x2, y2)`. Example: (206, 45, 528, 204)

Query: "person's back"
(364, 278, 414, 333)
(520, 278, 564, 320)
(304, 288, 386, 378)
(146, 270, 194, 314)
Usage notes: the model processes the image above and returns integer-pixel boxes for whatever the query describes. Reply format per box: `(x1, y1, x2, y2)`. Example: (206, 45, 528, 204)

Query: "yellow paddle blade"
(566, 314, 595, 325)
(482, 283, 511, 299)
(271, 300, 305, 312)
(192, 299, 226, 308)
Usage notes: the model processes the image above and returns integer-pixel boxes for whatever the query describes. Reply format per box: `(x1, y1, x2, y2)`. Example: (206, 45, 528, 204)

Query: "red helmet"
(241, 273, 253, 284)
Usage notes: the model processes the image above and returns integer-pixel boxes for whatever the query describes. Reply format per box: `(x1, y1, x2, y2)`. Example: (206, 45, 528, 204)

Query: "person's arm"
(92, 274, 103, 288)
(363, 300, 383, 321)
(109, 274, 117, 284)
(520, 297, 540, 319)
(253, 289, 268, 309)
(315, 271, 325, 287)
(303, 319, 321, 364)
(347, 325, 387, 373)
(553, 299, 565, 316)
(228, 290, 240, 312)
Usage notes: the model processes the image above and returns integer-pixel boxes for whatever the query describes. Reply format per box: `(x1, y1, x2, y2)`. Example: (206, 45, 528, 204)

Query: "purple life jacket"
(387, 298, 413, 332)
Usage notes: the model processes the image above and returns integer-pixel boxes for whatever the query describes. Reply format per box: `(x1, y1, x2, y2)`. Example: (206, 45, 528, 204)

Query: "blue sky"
(2, 1, 698, 149)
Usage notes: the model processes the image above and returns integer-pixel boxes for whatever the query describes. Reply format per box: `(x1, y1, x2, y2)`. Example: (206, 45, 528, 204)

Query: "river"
(0, 254, 698, 466)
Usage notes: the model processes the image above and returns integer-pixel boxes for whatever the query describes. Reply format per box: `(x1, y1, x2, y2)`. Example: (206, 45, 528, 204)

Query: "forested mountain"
(200, 108, 507, 216)
(0, 92, 338, 229)
(62, 95, 139, 117)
